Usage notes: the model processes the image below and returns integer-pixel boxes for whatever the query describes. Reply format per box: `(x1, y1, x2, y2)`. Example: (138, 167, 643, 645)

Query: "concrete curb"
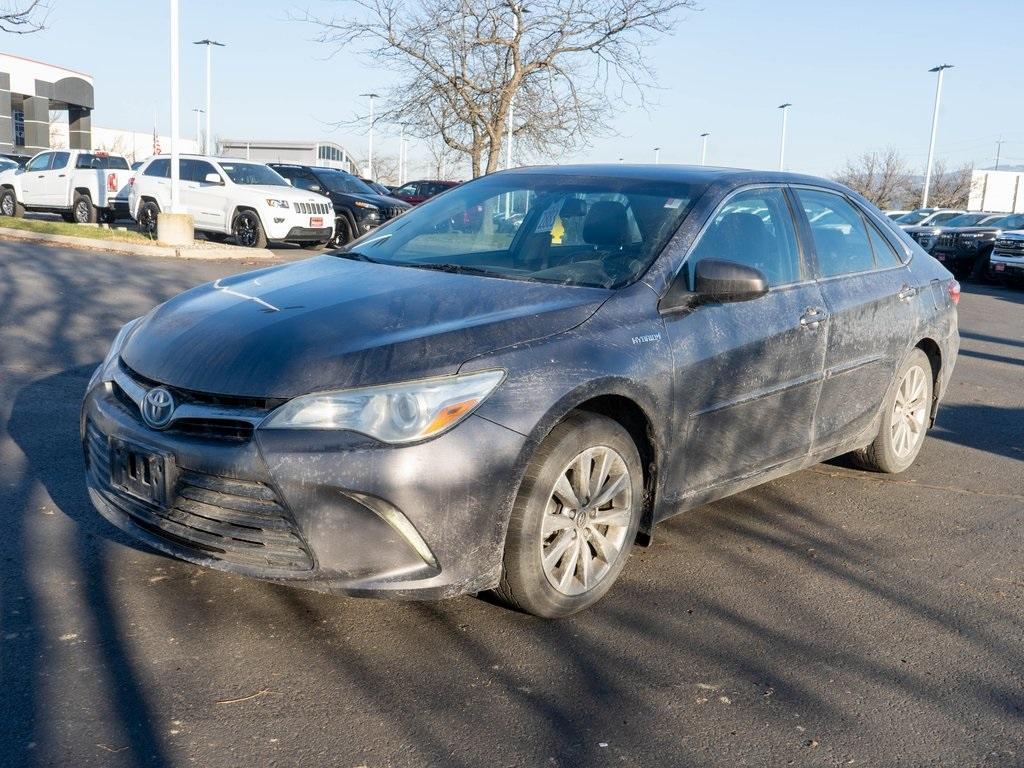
(0, 226, 276, 260)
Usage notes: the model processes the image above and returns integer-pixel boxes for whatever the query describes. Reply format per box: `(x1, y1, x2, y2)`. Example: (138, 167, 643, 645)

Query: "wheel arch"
(914, 337, 943, 423)
(73, 186, 92, 199)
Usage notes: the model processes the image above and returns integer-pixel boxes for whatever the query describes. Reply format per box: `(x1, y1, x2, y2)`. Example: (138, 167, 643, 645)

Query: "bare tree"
(0, 0, 48, 34)
(833, 147, 913, 209)
(353, 152, 401, 184)
(921, 160, 974, 209)
(301, 0, 695, 177)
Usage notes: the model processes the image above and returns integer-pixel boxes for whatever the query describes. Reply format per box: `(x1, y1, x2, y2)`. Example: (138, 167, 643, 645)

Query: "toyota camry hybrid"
(82, 165, 960, 617)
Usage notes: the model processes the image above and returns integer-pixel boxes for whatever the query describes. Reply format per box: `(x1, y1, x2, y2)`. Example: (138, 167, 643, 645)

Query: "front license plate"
(310, 216, 323, 228)
(110, 437, 171, 506)
(995, 263, 1006, 272)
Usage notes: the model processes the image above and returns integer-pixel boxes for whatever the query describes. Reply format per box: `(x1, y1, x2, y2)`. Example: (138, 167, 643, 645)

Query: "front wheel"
(494, 412, 642, 617)
(137, 201, 159, 237)
(0, 188, 24, 218)
(330, 216, 353, 248)
(232, 210, 268, 249)
(852, 348, 933, 473)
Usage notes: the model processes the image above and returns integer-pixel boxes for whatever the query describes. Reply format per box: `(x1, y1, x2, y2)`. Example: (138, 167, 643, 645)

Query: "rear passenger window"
(797, 189, 875, 277)
(865, 219, 902, 267)
(50, 151, 70, 169)
(686, 187, 802, 289)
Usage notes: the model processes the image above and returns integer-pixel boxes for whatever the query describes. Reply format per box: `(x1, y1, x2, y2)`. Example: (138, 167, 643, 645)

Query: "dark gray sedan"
(82, 165, 960, 617)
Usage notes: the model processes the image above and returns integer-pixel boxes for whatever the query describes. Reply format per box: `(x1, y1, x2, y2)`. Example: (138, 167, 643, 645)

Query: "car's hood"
(942, 226, 1001, 235)
(242, 184, 329, 203)
(121, 255, 608, 398)
(333, 191, 409, 209)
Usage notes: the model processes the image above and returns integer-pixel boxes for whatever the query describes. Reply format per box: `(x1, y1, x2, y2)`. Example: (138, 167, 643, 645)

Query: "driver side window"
(686, 187, 802, 289)
(26, 153, 52, 172)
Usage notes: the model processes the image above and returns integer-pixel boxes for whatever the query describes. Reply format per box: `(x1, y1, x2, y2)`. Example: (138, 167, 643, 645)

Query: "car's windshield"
(994, 214, 1024, 230)
(896, 210, 932, 224)
(927, 211, 961, 224)
(316, 169, 375, 195)
(219, 162, 288, 186)
(944, 213, 989, 227)
(338, 173, 704, 289)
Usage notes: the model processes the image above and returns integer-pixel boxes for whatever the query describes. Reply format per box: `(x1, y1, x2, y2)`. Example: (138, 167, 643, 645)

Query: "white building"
(968, 169, 1024, 214)
(48, 122, 200, 164)
(217, 138, 354, 172)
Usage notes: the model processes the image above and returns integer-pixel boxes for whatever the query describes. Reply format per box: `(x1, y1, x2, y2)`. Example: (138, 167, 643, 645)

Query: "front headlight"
(353, 200, 379, 211)
(261, 369, 505, 443)
(266, 199, 290, 208)
(89, 316, 142, 389)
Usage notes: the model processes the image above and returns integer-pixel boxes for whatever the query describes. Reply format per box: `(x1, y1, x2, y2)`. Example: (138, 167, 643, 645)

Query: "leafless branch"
(0, 0, 48, 34)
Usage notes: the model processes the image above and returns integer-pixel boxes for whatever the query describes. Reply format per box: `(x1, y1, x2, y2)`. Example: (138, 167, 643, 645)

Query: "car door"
(141, 158, 171, 211)
(182, 159, 226, 231)
(21, 152, 52, 205)
(661, 185, 828, 495)
(792, 187, 919, 451)
(393, 182, 421, 204)
(44, 151, 71, 206)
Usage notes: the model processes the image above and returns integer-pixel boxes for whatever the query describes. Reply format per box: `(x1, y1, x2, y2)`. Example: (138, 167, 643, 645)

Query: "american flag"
(152, 127, 161, 155)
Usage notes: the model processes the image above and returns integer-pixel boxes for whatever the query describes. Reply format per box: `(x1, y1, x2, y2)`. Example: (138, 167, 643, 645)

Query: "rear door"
(793, 187, 918, 451)
(661, 185, 828, 495)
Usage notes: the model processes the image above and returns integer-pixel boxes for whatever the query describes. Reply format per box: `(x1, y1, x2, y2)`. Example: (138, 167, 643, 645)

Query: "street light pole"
(192, 107, 205, 150)
(922, 64, 953, 208)
(653, 147, 660, 164)
(995, 137, 1005, 171)
(777, 103, 791, 171)
(193, 39, 224, 155)
(360, 92, 379, 178)
(170, 0, 181, 213)
(699, 132, 710, 166)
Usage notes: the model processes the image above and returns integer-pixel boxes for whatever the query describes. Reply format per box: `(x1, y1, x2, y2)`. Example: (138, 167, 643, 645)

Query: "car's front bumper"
(82, 375, 527, 599)
(989, 253, 1024, 279)
(282, 225, 334, 243)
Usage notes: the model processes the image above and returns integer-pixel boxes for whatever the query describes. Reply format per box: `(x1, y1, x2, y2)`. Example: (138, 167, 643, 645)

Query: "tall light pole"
(699, 132, 710, 166)
(192, 107, 205, 150)
(360, 92, 379, 178)
(922, 64, 953, 207)
(653, 147, 661, 164)
(777, 103, 791, 171)
(193, 39, 224, 155)
(170, 0, 182, 213)
(995, 137, 1005, 171)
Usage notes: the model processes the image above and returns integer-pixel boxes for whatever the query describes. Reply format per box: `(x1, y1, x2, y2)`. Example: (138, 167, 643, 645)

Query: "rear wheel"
(73, 193, 97, 224)
(494, 412, 642, 617)
(852, 348, 933, 473)
(0, 188, 24, 218)
(232, 210, 268, 248)
(137, 201, 159, 237)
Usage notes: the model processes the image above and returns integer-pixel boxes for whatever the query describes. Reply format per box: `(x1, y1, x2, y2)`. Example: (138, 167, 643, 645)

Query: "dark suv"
(922, 212, 1024, 280)
(269, 164, 410, 246)
(390, 179, 460, 205)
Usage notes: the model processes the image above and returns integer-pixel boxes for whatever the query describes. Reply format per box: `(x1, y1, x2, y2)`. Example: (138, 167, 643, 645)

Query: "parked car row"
(884, 206, 1024, 282)
(0, 147, 460, 249)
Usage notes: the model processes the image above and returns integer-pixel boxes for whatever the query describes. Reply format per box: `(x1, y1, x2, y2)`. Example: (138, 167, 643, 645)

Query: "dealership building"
(218, 138, 355, 173)
(0, 53, 94, 155)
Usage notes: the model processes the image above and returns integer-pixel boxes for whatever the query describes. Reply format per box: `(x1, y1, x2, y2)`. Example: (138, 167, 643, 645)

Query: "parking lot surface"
(0, 242, 1021, 767)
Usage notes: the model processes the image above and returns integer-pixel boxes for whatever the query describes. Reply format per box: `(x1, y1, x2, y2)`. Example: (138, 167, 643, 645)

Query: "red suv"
(389, 179, 460, 205)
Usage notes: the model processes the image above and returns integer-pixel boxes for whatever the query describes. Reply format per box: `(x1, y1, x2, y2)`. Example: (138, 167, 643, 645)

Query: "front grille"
(120, 361, 284, 411)
(112, 377, 257, 443)
(381, 206, 406, 221)
(937, 233, 956, 248)
(87, 421, 314, 571)
(296, 202, 330, 215)
(995, 238, 1024, 253)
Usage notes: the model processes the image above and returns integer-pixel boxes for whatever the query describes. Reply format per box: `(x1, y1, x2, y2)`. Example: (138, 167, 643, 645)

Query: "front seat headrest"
(583, 201, 630, 247)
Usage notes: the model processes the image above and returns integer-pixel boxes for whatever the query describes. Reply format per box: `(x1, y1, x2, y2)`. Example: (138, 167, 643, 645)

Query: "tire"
(969, 249, 993, 283)
(851, 348, 933, 474)
(494, 411, 643, 617)
(0, 188, 23, 218)
(72, 193, 97, 224)
(60, 211, 76, 223)
(203, 231, 229, 243)
(300, 241, 327, 250)
(101, 209, 117, 225)
(330, 216, 354, 248)
(137, 200, 160, 237)
(232, 210, 268, 249)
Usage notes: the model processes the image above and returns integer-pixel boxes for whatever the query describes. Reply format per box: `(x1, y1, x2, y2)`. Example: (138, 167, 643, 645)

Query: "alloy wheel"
(235, 214, 258, 247)
(541, 446, 633, 596)
(890, 364, 928, 458)
(1, 195, 13, 216)
(75, 200, 90, 223)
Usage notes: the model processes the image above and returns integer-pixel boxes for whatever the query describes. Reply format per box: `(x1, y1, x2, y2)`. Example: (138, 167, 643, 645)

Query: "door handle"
(58, 173, 66, 178)
(897, 284, 919, 301)
(799, 307, 828, 329)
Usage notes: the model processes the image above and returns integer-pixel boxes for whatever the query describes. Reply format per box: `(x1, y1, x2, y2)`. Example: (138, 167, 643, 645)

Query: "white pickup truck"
(0, 149, 132, 224)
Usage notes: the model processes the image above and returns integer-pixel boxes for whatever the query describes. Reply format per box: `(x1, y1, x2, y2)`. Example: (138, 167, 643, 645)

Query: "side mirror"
(310, 184, 322, 193)
(204, 172, 223, 185)
(660, 258, 768, 313)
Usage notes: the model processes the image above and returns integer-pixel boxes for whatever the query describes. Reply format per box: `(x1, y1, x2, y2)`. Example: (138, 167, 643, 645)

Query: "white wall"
(48, 123, 199, 163)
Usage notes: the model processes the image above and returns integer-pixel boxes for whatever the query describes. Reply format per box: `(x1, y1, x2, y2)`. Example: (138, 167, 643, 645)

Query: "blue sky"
(5, 0, 1022, 177)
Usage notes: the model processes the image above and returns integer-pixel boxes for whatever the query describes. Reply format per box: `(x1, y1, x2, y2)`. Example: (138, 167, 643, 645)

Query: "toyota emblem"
(141, 387, 176, 430)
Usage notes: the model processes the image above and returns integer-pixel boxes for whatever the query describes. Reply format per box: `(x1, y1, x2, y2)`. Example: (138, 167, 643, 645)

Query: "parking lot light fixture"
(360, 93, 379, 178)
(193, 39, 225, 155)
(700, 132, 710, 166)
(653, 147, 660, 164)
(777, 103, 791, 171)
(922, 64, 953, 208)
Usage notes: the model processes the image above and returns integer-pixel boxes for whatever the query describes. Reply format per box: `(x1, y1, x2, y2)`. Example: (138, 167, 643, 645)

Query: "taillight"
(106, 173, 117, 192)
(948, 279, 960, 305)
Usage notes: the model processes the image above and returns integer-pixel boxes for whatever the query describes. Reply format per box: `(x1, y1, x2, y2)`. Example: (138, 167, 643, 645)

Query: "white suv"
(129, 156, 334, 248)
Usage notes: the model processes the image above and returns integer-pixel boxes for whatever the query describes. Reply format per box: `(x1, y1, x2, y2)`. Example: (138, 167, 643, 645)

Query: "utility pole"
(360, 92, 379, 178)
(777, 103, 791, 171)
(995, 137, 1005, 171)
(193, 39, 225, 155)
(700, 132, 710, 166)
(922, 64, 953, 207)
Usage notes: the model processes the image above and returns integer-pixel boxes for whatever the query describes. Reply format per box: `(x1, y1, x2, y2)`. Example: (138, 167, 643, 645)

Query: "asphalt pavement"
(0, 241, 1020, 767)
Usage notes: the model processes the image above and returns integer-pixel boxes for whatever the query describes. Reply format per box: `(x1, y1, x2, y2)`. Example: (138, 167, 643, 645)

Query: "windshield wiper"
(334, 250, 380, 264)
(404, 262, 499, 277)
